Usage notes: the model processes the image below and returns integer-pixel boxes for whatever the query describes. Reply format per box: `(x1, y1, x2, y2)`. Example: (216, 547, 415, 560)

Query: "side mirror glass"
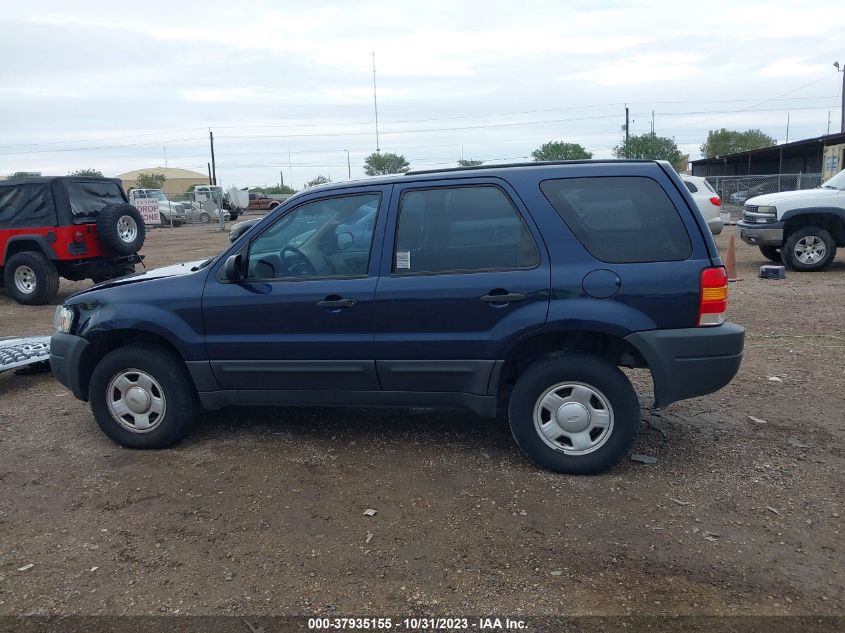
(337, 231, 354, 251)
(222, 254, 242, 282)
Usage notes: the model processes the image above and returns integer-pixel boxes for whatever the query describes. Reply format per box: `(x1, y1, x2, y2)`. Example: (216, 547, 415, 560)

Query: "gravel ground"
(0, 223, 842, 617)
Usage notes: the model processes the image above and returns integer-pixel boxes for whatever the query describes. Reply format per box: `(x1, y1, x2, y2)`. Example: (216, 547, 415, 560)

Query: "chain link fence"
(705, 173, 822, 219)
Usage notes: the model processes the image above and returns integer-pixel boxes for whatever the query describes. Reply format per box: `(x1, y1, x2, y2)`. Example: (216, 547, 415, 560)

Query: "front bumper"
(49, 332, 90, 401)
(737, 221, 784, 246)
(625, 323, 744, 408)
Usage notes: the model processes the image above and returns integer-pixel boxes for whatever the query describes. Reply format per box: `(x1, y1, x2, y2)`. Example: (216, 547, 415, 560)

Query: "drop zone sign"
(133, 200, 161, 225)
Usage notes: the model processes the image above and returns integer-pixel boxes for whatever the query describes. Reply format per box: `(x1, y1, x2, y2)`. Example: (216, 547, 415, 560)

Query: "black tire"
(89, 344, 198, 449)
(759, 245, 782, 263)
(199, 211, 211, 224)
(781, 225, 836, 272)
(96, 202, 145, 256)
(508, 352, 640, 475)
(3, 251, 60, 305)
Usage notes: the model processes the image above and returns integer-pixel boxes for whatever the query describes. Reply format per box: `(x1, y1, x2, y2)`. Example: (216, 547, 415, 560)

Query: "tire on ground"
(781, 225, 836, 272)
(89, 344, 198, 449)
(508, 352, 641, 475)
(758, 245, 781, 263)
(97, 202, 145, 255)
(3, 251, 60, 305)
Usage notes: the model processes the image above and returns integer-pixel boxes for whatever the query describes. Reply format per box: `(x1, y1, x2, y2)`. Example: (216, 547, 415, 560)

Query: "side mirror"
(337, 231, 354, 251)
(222, 254, 243, 282)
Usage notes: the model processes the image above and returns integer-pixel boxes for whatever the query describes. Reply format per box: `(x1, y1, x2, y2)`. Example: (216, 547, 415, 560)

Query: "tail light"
(710, 196, 721, 206)
(699, 266, 727, 326)
(73, 231, 85, 242)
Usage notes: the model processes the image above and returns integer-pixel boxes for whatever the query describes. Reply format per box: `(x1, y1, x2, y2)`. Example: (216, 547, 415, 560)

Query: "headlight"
(756, 206, 777, 215)
(54, 306, 75, 333)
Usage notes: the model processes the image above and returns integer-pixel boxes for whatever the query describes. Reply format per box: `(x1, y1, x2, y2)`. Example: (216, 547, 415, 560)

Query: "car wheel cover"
(794, 236, 826, 265)
(106, 368, 167, 433)
(532, 381, 614, 455)
(13, 265, 37, 294)
(117, 215, 138, 243)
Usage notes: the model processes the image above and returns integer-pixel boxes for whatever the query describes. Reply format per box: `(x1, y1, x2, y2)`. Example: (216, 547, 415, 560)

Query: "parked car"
(1, 176, 144, 305)
(50, 161, 744, 475)
(681, 176, 722, 235)
(248, 192, 282, 211)
(127, 188, 187, 226)
(729, 181, 778, 205)
(191, 186, 242, 221)
(738, 168, 845, 271)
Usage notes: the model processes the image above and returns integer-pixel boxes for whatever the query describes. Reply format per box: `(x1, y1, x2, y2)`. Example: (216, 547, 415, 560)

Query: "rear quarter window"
(0, 184, 56, 228)
(540, 176, 692, 263)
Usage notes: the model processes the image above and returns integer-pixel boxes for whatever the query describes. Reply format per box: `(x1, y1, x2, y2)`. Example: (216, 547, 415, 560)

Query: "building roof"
(114, 166, 207, 180)
(691, 132, 845, 166)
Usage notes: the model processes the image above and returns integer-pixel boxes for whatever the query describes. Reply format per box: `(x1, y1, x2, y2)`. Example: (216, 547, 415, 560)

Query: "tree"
(135, 171, 167, 189)
(457, 159, 483, 167)
(700, 128, 776, 158)
(70, 168, 103, 177)
(305, 175, 331, 188)
(7, 171, 41, 179)
(363, 152, 409, 176)
(531, 141, 592, 161)
(614, 133, 683, 164)
(264, 184, 296, 194)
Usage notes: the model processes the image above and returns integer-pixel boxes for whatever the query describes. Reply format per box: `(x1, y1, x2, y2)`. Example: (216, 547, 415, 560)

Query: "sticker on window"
(396, 250, 411, 270)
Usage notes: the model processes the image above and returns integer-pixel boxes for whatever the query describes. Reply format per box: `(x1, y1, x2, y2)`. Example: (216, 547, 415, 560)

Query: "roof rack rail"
(405, 159, 653, 176)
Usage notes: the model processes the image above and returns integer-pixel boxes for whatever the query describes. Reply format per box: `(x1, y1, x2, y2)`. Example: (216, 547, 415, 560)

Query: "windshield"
(821, 170, 845, 190)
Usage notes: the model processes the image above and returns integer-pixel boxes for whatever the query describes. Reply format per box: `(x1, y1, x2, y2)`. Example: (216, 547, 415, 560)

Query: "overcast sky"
(1, 0, 844, 188)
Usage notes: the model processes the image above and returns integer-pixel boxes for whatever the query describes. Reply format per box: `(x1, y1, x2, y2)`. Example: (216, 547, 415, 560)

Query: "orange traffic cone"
(725, 234, 740, 282)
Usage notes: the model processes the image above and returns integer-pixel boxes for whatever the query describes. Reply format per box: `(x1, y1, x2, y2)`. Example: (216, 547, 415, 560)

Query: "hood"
(71, 259, 209, 297)
(747, 187, 841, 206)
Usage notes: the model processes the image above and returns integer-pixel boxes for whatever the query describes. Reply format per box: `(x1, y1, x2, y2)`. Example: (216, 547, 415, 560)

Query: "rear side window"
(394, 185, 539, 274)
(540, 177, 691, 263)
(0, 184, 56, 228)
(68, 181, 125, 220)
(683, 180, 698, 193)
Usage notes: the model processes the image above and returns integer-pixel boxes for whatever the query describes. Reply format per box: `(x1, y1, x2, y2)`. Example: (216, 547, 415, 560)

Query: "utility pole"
(345, 150, 351, 179)
(280, 170, 284, 187)
(836, 61, 845, 133)
(209, 129, 217, 186)
(625, 104, 630, 142)
(288, 151, 293, 189)
(207, 162, 212, 185)
(827, 111, 832, 136)
(372, 52, 380, 152)
(163, 146, 168, 168)
(651, 110, 655, 136)
(786, 112, 790, 144)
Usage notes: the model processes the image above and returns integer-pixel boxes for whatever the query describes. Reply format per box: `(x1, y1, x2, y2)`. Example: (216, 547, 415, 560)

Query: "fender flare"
(2, 234, 57, 265)
(780, 206, 845, 224)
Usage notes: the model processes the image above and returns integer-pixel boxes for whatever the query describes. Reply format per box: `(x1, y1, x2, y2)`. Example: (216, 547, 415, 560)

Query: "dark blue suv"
(50, 161, 744, 474)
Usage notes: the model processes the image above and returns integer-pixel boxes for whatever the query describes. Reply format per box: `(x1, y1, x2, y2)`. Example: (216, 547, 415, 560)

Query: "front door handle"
(479, 291, 527, 304)
(316, 296, 358, 309)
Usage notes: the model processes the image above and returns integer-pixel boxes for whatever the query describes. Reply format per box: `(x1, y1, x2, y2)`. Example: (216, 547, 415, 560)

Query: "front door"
(373, 178, 550, 394)
(202, 187, 390, 391)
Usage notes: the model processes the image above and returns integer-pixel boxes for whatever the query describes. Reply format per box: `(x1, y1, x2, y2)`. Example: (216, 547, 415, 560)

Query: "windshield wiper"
(191, 257, 214, 271)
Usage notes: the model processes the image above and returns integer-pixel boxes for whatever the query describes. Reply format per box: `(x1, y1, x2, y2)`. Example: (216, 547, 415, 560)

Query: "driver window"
(246, 193, 381, 280)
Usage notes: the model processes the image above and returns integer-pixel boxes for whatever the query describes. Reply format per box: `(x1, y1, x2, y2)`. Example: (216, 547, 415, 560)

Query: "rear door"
(373, 178, 550, 394)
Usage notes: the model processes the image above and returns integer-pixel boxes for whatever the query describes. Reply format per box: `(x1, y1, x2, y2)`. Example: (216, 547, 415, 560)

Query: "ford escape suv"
(50, 161, 744, 475)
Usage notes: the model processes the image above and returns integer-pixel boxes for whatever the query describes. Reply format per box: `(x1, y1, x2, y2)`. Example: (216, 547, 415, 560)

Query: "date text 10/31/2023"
(307, 617, 527, 630)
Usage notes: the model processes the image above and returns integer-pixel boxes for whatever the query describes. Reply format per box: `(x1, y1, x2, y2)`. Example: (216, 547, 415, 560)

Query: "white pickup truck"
(737, 169, 845, 271)
(128, 189, 188, 226)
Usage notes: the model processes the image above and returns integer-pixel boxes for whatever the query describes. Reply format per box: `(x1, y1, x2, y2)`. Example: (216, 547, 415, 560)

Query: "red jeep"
(0, 176, 145, 305)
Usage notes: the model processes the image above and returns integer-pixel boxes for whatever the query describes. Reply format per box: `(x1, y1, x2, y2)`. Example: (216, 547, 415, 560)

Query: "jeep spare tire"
(97, 203, 145, 255)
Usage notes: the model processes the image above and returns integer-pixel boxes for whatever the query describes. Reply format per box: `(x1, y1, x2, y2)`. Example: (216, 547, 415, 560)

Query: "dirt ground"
(0, 222, 842, 618)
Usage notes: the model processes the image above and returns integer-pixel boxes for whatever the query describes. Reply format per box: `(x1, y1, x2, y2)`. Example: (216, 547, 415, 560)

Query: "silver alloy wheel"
(793, 235, 826, 265)
(533, 381, 614, 455)
(116, 215, 138, 243)
(106, 369, 166, 433)
(13, 265, 37, 295)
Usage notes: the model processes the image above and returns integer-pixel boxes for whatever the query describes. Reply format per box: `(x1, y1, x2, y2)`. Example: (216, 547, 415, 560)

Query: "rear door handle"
(316, 296, 358, 309)
(479, 291, 527, 304)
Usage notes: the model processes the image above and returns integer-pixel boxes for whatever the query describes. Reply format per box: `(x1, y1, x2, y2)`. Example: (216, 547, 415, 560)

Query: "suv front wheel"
(508, 352, 640, 475)
(782, 225, 836, 272)
(3, 251, 60, 305)
(89, 344, 198, 449)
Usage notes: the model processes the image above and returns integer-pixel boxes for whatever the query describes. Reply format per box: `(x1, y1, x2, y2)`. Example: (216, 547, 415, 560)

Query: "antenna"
(372, 52, 380, 153)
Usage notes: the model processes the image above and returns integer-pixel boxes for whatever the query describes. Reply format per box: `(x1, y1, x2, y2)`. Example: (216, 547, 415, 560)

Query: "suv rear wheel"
(508, 352, 640, 475)
(782, 225, 836, 272)
(3, 251, 60, 305)
(89, 344, 198, 449)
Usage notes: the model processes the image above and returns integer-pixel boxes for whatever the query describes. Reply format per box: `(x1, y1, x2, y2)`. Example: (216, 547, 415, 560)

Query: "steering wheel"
(280, 244, 317, 277)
